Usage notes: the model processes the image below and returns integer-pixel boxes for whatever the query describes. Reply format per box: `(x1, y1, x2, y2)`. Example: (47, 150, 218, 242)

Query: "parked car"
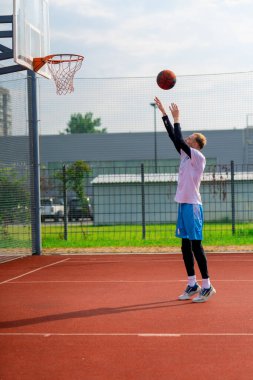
(68, 197, 93, 221)
(41, 197, 64, 222)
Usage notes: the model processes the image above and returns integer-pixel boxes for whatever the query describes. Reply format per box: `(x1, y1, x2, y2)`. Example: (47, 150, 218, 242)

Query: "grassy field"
(1, 223, 253, 249)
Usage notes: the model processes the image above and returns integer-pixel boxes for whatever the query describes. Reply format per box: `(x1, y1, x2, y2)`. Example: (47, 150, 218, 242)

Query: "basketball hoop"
(33, 54, 84, 95)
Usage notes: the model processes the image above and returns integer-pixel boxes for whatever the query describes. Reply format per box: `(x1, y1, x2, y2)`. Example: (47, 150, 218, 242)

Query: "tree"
(56, 161, 91, 226)
(63, 160, 90, 201)
(0, 168, 30, 231)
(56, 160, 90, 205)
(61, 112, 106, 134)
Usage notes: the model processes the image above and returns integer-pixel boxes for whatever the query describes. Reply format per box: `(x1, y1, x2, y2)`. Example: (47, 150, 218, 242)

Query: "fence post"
(231, 160, 235, 235)
(141, 164, 146, 239)
(27, 70, 41, 255)
(63, 165, 68, 240)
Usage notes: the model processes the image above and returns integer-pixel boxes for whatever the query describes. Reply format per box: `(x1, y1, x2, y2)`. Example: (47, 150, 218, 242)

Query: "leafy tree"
(56, 161, 91, 227)
(64, 160, 90, 200)
(56, 160, 90, 204)
(61, 112, 106, 134)
(0, 168, 30, 229)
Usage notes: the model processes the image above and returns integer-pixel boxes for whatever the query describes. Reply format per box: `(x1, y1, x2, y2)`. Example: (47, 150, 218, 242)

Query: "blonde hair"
(194, 133, 207, 150)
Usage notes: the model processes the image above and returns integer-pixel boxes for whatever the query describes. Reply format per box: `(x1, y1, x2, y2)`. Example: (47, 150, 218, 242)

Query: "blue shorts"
(176, 203, 204, 240)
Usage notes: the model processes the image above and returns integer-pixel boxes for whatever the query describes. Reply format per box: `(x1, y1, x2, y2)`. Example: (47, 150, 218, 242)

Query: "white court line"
(0, 258, 70, 285)
(0, 332, 253, 337)
(140, 333, 253, 337)
(0, 255, 26, 264)
(68, 259, 253, 263)
(6, 279, 253, 284)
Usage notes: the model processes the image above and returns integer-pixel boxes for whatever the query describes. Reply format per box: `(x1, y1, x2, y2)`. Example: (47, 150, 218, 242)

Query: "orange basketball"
(156, 69, 176, 90)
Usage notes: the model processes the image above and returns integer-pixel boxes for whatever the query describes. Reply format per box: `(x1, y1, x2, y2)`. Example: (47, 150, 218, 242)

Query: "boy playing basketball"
(154, 97, 216, 303)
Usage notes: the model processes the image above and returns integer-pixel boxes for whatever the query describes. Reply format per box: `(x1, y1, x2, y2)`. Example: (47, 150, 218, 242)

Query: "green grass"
(42, 223, 253, 248)
(0, 224, 31, 248)
(1, 223, 253, 249)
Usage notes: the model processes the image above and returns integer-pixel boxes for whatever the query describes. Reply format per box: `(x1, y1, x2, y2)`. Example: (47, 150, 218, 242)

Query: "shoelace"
(185, 285, 193, 294)
(185, 285, 197, 294)
(200, 288, 210, 296)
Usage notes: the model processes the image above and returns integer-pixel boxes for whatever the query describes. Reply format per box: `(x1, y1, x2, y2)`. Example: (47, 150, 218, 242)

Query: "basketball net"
(33, 54, 84, 95)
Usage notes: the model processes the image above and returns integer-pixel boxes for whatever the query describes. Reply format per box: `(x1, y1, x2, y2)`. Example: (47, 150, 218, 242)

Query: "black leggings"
(181, 238, 209, 279)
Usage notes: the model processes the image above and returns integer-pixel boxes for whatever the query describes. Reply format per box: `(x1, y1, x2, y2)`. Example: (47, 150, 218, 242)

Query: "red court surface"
(0, 253, 253, 380)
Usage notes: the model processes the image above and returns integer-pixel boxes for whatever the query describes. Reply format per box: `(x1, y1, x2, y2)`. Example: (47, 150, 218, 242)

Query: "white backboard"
(13, 0, 50, 78)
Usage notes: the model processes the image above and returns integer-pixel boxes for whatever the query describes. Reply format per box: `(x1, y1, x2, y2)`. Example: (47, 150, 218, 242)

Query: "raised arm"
(154, 97, 180, 153)
(169, 103, 191, 158)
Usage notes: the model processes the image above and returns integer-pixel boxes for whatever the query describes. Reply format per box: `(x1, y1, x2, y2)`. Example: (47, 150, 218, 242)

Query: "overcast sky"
(1, 0, 253, 136)
(2, 0, 253, 78)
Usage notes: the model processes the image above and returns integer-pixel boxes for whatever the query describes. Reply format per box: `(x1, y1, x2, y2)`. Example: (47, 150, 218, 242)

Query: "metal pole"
(246, 113, 253, 127)
(141, 164, 146, 240)
(150, 103, 158, 173)
(154, 106, 157, 173)
(231, 160, 235, 235)
(27, 70, 41, 255)
(63, 164, 68, 240)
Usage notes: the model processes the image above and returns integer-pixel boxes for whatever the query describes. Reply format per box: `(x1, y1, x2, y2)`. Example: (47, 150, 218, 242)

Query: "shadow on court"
(0, 299, 192, 329)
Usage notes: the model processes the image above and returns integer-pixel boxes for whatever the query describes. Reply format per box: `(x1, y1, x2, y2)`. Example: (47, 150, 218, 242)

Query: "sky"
(1, 0, 253, 135)
(1, 0, 253, 78)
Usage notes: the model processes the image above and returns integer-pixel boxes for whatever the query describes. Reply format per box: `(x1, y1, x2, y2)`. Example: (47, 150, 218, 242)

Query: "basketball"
(156, 69, 176, 90)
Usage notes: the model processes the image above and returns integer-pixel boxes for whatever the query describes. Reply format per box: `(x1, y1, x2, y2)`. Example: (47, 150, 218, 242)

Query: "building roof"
(91, 172, 253, 184)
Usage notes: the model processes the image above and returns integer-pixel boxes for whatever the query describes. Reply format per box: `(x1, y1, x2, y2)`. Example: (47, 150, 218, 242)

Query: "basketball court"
(1, 2, 253, 379)
(1, 252, 253, 379)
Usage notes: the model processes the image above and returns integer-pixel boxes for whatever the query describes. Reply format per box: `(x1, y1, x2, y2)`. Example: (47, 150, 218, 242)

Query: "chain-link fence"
(39, 161, 253, 246)
(1, 70, 253, 253)
(0, 74, 32, 255)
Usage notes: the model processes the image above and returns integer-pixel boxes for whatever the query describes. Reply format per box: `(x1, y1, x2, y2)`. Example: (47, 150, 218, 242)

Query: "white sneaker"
(178, 283, 201, 300)
(192, 285, 216, 303)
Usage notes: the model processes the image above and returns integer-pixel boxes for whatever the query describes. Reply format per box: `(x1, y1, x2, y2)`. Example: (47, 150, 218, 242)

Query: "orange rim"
(33, 54, 84, 72)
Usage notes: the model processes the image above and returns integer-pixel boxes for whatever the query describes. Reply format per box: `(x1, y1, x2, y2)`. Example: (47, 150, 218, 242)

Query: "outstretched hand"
(154, 97, 180, 123)
(169, 103, 180, 123)
(154, 97, 166, 116)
